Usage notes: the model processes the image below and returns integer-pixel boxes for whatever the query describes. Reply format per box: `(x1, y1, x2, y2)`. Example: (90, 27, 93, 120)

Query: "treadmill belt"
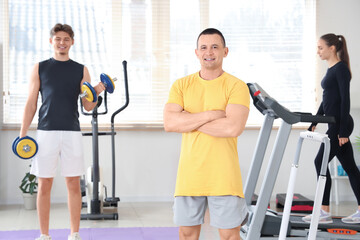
(289, 215, 360, 232)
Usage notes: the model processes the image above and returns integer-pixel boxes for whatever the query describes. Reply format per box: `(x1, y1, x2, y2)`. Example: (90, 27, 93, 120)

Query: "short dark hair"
(196, 28, 226, 48)
(50, 23, 74, 39)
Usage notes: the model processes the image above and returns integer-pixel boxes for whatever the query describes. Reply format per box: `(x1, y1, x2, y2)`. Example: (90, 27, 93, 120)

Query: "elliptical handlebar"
(111, 61, 130, 124)
(248, 82, 336, 125)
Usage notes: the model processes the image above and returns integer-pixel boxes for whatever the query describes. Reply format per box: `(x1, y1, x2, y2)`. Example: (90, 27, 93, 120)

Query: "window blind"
(2, 0, 316, 127)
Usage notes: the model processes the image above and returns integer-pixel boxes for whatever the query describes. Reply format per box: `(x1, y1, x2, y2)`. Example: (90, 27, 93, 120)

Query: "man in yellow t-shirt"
(163, 28, 250, 240)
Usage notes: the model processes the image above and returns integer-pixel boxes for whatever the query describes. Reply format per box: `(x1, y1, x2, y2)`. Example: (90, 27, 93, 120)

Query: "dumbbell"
(100, 73, 117, 94)
(79, 73, 117, 102)
(12, 136, 38, 160)
(80, 82, 98, 102)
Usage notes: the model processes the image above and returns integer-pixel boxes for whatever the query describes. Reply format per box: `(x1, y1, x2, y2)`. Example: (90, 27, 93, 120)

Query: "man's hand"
(94, 82, 106, 95)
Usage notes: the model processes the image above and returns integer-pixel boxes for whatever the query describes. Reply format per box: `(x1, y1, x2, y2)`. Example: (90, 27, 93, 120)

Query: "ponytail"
(320, 33, 352, 79)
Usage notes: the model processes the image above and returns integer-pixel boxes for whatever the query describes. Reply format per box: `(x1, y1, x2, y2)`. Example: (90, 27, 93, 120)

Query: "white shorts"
(30, 130, 85, 178)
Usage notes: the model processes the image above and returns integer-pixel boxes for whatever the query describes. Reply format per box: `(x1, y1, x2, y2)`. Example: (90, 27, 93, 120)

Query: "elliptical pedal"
(104, 197, 120, 207)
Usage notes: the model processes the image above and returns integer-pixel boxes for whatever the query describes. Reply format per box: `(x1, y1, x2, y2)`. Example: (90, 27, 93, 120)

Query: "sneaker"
(302, 209, 333, 224)
(68, 232, 82, 240)
(35, 234, 52, 240)
(341, 210, 360, 224)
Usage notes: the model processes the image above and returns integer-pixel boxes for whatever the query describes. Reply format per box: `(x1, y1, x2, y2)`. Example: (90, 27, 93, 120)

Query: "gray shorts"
(173, 196, 248, 229)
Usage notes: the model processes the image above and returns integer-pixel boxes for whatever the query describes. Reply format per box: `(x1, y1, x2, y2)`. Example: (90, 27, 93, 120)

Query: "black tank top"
(37, 58, 84, 131)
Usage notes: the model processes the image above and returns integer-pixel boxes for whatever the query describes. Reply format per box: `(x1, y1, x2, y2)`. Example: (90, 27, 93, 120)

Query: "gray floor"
(0, 201, 219, 239)
(0, 201, 358, 239)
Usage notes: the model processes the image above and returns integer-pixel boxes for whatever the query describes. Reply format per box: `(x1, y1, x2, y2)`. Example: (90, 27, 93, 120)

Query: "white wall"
(0, 129, 181, 204)
(316, 0, 360, 109)
(0, 126, 333, 205)
(1, 0, 360, 205)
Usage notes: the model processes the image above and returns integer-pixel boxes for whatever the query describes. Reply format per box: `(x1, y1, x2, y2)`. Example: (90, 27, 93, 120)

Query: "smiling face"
(49, 31, 74, 57)
(195, 34, 228, 72)
(317, 38, 335, 61)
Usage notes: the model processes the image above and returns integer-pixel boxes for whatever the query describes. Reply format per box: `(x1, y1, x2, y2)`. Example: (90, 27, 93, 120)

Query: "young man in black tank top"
(20, 23, 105, 240)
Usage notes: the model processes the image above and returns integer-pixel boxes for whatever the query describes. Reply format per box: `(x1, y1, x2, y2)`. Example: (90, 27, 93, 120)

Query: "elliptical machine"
(80, 61, 129, 220)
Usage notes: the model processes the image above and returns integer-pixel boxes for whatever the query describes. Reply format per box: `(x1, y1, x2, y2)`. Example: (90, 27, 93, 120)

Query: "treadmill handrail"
(265, 97, 335, 125)
(247, 83, 277, 117)
(248, 83, 335, 125)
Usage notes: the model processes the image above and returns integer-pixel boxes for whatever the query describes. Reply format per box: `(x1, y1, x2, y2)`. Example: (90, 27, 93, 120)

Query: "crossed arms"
(163, 103, 249, 138)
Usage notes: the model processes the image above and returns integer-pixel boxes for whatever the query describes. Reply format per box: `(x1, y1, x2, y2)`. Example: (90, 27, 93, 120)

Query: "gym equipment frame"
(80, 61, 129, 220)
(241, 83, 360, 239)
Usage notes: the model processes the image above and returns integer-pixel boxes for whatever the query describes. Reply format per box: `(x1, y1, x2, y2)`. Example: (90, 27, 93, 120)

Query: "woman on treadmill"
(303, 33, 360, 224)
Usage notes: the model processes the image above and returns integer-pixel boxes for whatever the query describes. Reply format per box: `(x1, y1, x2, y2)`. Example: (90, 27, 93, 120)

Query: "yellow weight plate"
(81, 84, 94, 102)
(16, 139, 37, 159)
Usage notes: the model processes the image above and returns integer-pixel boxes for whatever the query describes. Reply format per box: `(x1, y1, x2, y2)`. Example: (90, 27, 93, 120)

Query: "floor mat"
(0, 227, 179, 240)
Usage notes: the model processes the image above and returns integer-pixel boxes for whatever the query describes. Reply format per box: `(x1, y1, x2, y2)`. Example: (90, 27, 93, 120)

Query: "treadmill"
(241, 83, 360, 240)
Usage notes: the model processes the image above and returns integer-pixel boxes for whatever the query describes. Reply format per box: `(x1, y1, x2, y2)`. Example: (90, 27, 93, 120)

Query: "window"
(2, 0, 316, 127)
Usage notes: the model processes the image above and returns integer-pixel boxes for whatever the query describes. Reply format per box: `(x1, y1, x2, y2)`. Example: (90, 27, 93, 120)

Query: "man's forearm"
(163, 103, 227, 133)
(197, 117, 245, 138)
(20, 104, 37, 137)
(197, 105, 249, 138)
(164, 111, 214, 133)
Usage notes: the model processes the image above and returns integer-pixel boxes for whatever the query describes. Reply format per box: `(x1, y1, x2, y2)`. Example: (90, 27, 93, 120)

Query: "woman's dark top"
(310, 61, 352, 138)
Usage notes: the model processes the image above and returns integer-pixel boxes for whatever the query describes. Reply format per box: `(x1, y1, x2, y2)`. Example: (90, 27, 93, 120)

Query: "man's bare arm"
(81, 67, 105, 111)
(197, 104, 249, 138)
(163, 103, 225, 133)
(20, 64, 40, 138)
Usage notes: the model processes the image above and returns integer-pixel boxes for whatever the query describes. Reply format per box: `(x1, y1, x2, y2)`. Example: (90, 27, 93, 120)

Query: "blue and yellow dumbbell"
(79, 74, 117, 102)
(80, 82, 98, 102)
(12, 136, 39, 160)
(100, 73, 117, 94)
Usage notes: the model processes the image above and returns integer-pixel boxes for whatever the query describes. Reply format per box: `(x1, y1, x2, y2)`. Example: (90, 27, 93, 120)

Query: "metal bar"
(246, 121, 292, 240)
(308, 135, 331, 240)
(244, 113, 274, 206)
(279, 137, 304, 239)
(91, 106, 100, 213)
(111, 122, 116, 199)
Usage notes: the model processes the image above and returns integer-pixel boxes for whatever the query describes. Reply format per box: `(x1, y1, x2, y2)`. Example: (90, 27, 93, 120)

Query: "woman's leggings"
(314, 118, 360, 206)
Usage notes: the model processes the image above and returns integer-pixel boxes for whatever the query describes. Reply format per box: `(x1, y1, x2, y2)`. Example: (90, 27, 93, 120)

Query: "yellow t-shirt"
(167, 71, 250, 197)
